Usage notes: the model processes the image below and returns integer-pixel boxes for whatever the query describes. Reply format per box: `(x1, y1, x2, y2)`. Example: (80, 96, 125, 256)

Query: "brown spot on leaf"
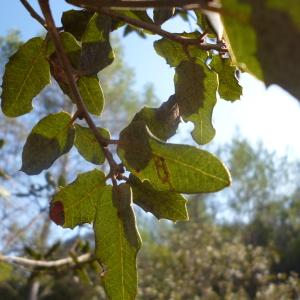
(153, 155, 173, 189)
(49, 201, 65, 226)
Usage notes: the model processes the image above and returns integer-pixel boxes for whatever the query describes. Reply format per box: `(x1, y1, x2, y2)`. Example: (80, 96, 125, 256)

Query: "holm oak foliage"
(1, 1, 300, 299)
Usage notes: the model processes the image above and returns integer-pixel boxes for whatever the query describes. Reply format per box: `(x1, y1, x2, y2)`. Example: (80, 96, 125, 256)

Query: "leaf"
(118, 121, 152, 172)
(121, 10, 154, 24)
(0, 262, 12, 283)
(154, 37, 191, 67)
(129, 174, 188, 222)
(0, 139, 4, 149)
(221, 0, 300, 100)
(1, 37, 50, 117)
(154, 37, 218, 144)
(49, 32, 81, 93)
(21, 112, 75, 175)
(154, 34, 207, 68)
(61, 9, 94, 40)
(124, 25, 146, 38)
(120, 10, 155, 37)
(118, 125, 231, 194)
(267, 0, 300, 29)
(94, 184, 141, 300)
(201, 11, 224, 40)
(77, 76, 105, 115)
(129, 95, 180, 141)
(51, 175, 141, 299)
(60, 31, 81, 67)
(80, 13, 114, 75)
(210, 55, 242, 101)
(153, 8, 175, 25)
(174, 60, 218, 144)
(74, 124, 110, 165)
(50, 169, 105, 228)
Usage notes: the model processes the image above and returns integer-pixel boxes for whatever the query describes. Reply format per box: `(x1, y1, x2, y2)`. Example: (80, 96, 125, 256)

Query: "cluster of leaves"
(1, 1, 300, 299)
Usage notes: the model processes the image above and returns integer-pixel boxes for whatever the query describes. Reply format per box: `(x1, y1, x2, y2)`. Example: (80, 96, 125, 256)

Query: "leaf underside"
(1, 37, 50, 117)
(21, 112, 75, 175)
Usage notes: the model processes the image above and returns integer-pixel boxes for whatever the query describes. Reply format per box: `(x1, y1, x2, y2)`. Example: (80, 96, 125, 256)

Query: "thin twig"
(4, 210, 47, 250)
(70, 110, 80, 123)
(19, 0, 46, 28)
(66, 0, 222, 12)
(107, 139, 120, 145)
(38, 0, 119, 174)
(99, 8, 226, 52)
(0, 252, 94, 269)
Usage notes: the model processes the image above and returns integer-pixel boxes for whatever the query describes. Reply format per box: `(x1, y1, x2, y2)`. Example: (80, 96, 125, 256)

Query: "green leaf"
(0, 139, 4, 149)
(61, 9, 94, 40)
(130, 95, 180, 141)
(77, 76, 105, 115)
(80, 13, 114, 75)
(119, 121, 152, 172)
(0, 262, 12, 283)
(121, 10, 154, 24)
(60, 32, 81, 67)
(1, 37, 50, 117)
(50, 169, 105, 228)
(267, 0, 300, 29)
(154, 37, 191, 67)
(154, 34, 207, 68)
(48, 32, 81, 94)
(198, 11, 224, 40)
(222, 0, 300, 99)
(154, 37, 218, 144)
(94, 184, 141, 300)
(51, 175, 141, 299)
(118, 125, 231, 194)
(129, 174, 188, 221)
(124, 25, 146, 39)
(21, 112, 75, 175)
(120, 10, 155, 38)
(210, 55, 242, 101)
(153, 8, 175, 26)
(175, 60, 218, 144)
(74, 124, 110, 165)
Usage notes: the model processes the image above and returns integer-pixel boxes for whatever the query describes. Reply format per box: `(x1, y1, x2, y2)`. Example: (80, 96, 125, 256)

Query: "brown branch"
(19, 0, 46, 28)
(99, 8, 226, 52)
(0, 253, 94, 269)
(66, 0, 225, 52)
(38, 0, 119, 174)
(66, 0, 222, 12)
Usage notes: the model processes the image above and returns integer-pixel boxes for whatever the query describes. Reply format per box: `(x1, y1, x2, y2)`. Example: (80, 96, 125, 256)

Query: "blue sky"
(1, 0, 300, 158)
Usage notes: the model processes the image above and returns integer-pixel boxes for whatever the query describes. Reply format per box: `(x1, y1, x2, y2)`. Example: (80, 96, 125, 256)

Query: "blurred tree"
(220, 138, 300, 274)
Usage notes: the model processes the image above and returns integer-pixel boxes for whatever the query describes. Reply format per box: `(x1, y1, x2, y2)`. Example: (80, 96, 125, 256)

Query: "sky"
(1, 0, 300, 159)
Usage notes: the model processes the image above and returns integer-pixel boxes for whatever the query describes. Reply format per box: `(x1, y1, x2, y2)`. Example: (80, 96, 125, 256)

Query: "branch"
(66, 0, 222, 12)
(99, 8, 226, 52)
(19, 0, 46, 28)
(38, 0, 119, 175)
(0, 253, 94, 269)
(66, 0, 225, 51)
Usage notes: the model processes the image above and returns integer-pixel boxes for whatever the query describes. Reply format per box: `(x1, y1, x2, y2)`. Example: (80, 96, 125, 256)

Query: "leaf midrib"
(80, 78, 101, 114)
(15, 42, 44, 106)
(152, 150, 228, 184)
